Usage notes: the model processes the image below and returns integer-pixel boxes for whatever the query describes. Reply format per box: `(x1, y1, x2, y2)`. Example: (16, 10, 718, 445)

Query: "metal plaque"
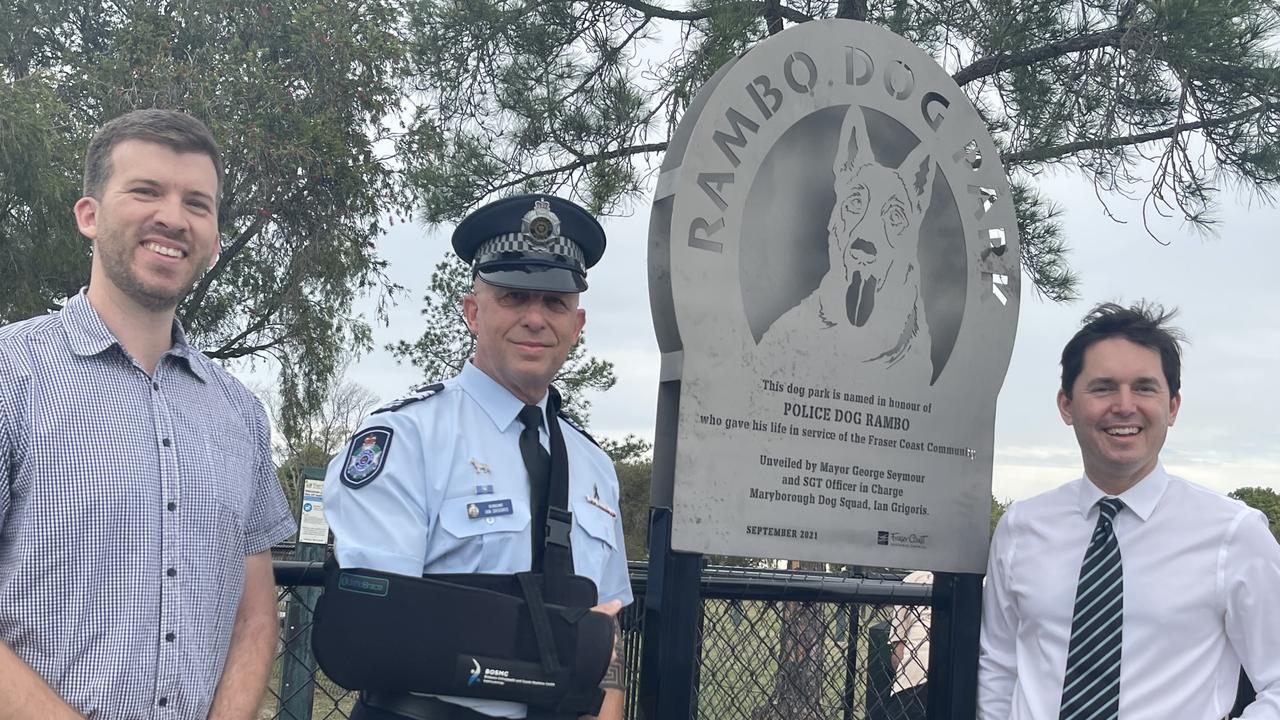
(649, 19, 1019, 572)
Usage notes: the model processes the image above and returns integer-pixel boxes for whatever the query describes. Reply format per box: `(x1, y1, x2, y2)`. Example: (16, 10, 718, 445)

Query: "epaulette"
(557, 410, 601, 449)
(371, 383, 445, 415)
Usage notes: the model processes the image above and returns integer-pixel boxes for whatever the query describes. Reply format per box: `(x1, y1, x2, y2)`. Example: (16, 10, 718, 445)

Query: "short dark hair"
(83, 109, 223, 201)
(1060, 302, 1185, 398)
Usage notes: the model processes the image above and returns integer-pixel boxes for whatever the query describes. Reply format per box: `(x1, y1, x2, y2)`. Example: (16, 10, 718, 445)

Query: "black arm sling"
(311, 388, 612, 716)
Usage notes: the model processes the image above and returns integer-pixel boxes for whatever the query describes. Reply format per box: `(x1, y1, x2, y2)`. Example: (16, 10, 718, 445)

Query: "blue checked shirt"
(0, 291, 295, 719)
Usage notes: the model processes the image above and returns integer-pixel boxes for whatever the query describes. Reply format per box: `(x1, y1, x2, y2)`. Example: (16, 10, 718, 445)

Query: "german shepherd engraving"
(757, 105, 935, 382)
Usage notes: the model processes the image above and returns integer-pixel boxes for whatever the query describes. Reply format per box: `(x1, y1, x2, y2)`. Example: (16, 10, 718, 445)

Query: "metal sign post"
(280, 466, 328, 720)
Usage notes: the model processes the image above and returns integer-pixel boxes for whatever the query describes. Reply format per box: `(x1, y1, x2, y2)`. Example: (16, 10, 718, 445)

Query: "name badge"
(467, 499, 513, 519)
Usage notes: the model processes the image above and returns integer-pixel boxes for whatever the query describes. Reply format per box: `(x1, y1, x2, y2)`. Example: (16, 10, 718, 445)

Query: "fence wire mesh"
(263, 559, 929, 720)
(696, 598, 929, 720)
(265, 583, 357, 720)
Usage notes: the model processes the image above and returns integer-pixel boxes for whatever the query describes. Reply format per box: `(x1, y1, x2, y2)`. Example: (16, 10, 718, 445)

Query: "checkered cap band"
(475, 232, 585, 267)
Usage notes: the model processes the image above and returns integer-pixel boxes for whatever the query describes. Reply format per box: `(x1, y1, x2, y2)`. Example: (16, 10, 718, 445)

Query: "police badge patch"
(342, 427, 394, 489)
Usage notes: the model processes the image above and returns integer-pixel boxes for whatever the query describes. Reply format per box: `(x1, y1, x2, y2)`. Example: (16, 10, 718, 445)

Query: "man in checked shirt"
(0, 110, 295, 718)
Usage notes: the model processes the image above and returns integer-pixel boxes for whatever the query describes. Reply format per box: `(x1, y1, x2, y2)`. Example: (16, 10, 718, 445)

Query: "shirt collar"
(62, 290, 117, 356)
(1076, 463, 1169, 522)
(62, 289, 208, 383)
(458, 361, 548, 432)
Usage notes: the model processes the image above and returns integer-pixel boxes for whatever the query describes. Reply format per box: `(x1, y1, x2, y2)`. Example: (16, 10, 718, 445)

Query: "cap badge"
(521, 198, 561, 246)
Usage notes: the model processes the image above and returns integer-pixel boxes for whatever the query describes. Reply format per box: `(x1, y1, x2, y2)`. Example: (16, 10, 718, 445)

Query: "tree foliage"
(260, 363, 380, 509)
(11, 0, 1279, 445)
(616, 457, 654, 561)
(600, 433, 653, 464)
(1230, 486, 1280, 541)
(0, 76, 85, 319)
(387, 255, 618, 426)
(402, 0, 1280, 301)
(1, 0, 411, 436)
(991, 494, 1010, 534)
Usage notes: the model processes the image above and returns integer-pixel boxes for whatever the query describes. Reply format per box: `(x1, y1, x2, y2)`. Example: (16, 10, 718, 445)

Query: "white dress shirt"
(978, 465, 1280, 720)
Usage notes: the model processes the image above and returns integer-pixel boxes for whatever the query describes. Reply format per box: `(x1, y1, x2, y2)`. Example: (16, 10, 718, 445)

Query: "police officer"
(323, 195, 631, 720)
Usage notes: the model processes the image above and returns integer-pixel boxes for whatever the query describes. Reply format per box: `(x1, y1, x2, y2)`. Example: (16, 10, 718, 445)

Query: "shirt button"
(158, 697, 168, 707)
(162, 438, 171, 447)
(152, 382, 160, 391)
(167, 501, 176, 512)
(165, 632, 175, 642)
(166, 567, 177, 578)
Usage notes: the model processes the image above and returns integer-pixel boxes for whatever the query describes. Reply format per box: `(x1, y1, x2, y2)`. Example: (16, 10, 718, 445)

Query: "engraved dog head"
(827, 106, 935, 333)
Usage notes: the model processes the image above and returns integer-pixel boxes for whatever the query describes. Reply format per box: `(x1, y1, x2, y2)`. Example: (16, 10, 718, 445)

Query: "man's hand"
(591, 599, 624, 617)
(582, 600, 626, 720)
(590, 599, 624, 665)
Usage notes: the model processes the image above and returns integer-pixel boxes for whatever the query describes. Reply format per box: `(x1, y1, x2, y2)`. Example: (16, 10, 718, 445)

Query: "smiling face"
(77, 139, 220, 313)
(464, 280, 586, 404)
(1058, 336, 1181, 494)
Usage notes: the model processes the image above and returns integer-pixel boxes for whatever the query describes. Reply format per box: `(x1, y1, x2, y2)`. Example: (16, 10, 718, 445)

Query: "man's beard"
(95, 223, 204, 313)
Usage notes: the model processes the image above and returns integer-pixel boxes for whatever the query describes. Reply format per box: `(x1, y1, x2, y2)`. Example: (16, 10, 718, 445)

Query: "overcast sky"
(220, 16, 1280, 508)
(305, 165, 1278, 505)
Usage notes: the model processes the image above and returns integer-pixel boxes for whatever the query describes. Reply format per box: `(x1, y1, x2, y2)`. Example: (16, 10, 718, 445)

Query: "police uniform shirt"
(323, 360, 632, 719)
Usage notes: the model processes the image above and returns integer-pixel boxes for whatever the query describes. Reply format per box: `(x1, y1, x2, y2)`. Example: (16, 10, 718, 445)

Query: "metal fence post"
(865, 620, 893, 720)
(638, 507, 702, 720)
(638, 506, 702, 720)
(926, 572, 982, 720)
(840, 605, 863, 720)
(639, 375, 704, 720)
(279, 467, 327, 720)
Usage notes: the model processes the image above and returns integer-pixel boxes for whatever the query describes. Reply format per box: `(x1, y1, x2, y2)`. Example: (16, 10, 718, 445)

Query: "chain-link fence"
(265, 560, 355, 720)
(691, 567, 930, 720)
(263, 556, 930, 720)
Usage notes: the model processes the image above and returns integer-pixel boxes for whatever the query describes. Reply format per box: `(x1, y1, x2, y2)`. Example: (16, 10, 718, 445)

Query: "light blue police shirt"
(324, 360, 632, 719)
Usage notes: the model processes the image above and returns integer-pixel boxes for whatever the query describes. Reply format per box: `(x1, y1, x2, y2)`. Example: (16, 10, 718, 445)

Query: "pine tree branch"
(605, 0, 813, 23)
(1001, 103, 1269, 165)
(485, 141, 669, 196)
(952, 26, 1134, 86)
(553, 16, 653, 108)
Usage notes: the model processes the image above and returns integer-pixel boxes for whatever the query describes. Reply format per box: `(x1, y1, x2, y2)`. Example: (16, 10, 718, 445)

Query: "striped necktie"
(1059, 497, 1125, 720)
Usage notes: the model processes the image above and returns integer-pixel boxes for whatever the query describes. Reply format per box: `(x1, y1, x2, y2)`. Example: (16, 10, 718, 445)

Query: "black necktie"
(518, 405, 551, 568)
(1059, 497, 1125, 720)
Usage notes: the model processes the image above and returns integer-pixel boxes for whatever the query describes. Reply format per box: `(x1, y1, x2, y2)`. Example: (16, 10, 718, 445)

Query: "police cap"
(452, 194, 606, 293)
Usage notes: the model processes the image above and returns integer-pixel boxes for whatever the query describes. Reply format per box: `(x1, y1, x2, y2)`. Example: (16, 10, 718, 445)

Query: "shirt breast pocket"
(571, 499, 618, 583)
(435, 494, 531, 573)
(210, 435, 252, 515)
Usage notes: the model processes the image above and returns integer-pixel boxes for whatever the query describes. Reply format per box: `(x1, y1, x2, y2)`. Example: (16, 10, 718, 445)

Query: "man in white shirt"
(977, 302, 1280, 720)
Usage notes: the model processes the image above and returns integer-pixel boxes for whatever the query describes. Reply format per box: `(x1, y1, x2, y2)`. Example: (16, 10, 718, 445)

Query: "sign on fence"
(298, 477, 330, 545)
(649, 19, 1019, 572)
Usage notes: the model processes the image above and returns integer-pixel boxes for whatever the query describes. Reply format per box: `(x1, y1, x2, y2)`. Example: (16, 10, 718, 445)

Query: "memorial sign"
(649, 19, 1020, 572)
